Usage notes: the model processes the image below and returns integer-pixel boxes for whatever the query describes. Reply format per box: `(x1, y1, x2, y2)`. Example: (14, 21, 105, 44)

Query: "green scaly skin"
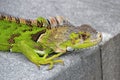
(0, 17, 102, 69)
(0, 18, 63, 69)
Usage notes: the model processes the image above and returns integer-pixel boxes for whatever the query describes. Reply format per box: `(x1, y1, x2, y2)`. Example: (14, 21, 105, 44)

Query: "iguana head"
(37, 24, 102, 53)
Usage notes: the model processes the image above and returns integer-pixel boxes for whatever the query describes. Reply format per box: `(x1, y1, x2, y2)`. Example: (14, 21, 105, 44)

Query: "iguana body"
(0, 14, 102, 69)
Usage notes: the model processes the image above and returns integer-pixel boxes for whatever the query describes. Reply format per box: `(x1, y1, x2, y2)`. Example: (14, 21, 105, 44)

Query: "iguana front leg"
(15, 41, 63, 69)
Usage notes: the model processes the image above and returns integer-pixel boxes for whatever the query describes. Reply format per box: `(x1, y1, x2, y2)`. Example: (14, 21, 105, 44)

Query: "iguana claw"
(38, 53, 64, 69)
(33, 53, 64, 70)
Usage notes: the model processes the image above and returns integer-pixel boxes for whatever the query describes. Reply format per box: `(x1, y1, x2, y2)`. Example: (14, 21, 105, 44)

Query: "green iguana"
(0, 13, 102, 69)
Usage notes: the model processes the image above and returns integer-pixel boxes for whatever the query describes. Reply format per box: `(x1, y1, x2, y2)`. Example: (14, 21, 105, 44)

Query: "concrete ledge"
(52, 47, 102, 80)
(0, 0, 120, 80)
(102, 33, 120, 80)
(0, 46, 101, 80)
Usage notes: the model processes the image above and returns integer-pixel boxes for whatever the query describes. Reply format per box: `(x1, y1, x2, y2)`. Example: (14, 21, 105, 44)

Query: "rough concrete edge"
(46, 46, 101, 80)
(94, 32, 113, 80)
(100, 32, 120, 80)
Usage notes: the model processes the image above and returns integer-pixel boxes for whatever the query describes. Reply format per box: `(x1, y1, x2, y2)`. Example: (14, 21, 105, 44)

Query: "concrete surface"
(0, 46, 101, 80)
(0, 0, 120, 80)
(102, 33, 120, 80)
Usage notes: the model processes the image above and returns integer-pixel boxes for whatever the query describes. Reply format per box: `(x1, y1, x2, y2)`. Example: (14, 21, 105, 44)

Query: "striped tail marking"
(0, 14, 69, 28)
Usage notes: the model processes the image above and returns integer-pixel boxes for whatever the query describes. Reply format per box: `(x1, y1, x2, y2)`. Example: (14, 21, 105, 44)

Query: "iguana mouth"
(92, 32, 102, 42)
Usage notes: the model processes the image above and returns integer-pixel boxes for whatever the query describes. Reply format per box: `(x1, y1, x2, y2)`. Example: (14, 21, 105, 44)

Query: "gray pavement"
(0, 0, 120, 80)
